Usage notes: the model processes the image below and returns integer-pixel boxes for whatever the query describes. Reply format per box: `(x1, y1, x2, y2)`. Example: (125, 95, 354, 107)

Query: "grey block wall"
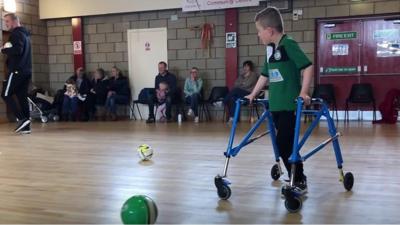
(16, 0, 49, 90)
(47, 18, 73, 91)
(47, 9, 228, 98)
(45, 0, 400, 96)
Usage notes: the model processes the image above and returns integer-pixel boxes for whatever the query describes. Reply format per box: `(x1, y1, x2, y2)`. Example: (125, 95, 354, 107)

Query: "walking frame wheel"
(217, 184, 231, 200)
(343, 172, 354, 191)
(271, 164, 282, 181)
(285, 196, 302, 213)
(215, 176, 232, 200)
(282, 186, 303, 213)
(281, 185, 303, 213)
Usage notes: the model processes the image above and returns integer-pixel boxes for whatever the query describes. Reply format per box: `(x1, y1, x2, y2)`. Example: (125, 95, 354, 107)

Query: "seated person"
(184, 67, 203, 123)
(224, 60, 259, 122)
(62, 78, 79, 121)
(105, 66, 130, 121)
(155, 82, 169, 122)
(373, 88, 400, 124)
(146, 61, 178, 123)
(87, 68, 109, 120)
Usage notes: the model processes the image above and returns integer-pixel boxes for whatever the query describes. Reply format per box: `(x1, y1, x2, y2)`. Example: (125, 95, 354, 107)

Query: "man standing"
(146, 61, 177, 123)
(1, 13, 32, 134)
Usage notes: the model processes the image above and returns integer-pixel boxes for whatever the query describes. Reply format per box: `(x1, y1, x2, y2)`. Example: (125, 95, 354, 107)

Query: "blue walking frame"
(214, 97, 354, 213)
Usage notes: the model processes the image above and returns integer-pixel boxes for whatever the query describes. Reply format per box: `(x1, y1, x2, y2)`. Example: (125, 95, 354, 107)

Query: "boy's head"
(159, 81, 169, 91)
(254, 7, 284, 45)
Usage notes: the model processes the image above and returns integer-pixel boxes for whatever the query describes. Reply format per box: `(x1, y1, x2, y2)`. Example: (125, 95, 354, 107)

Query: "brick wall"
(47, 18, 73, 91)
(47, 10, 227, 96)
(0, 0, 48, 119)
(45, 0, 400, 96)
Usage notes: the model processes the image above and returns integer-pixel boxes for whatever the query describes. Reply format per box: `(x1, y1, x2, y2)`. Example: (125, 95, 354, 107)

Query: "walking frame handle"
(237, 98, 268, 107)
(295, 97, 326, 106)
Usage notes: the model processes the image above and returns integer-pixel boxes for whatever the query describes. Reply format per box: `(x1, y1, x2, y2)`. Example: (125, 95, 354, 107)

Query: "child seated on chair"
(156, 81, 169, 122)
(62, 78, 79, 121)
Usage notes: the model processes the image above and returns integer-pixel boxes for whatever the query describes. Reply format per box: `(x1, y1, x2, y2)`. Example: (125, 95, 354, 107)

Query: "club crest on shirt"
(274, 50, 282, 60)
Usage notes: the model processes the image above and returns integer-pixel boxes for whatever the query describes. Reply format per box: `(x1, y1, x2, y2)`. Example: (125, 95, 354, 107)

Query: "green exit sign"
(326, 31, 357, 40)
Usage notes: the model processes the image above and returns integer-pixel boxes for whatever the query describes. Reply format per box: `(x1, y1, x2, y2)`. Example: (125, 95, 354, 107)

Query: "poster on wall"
(374, 29, 400, 57)
(73, 41, 82, 55)
(376, 41, 400, 57)
(332, 44, 349, 56)
(182, 0, 259, 12)
(145, 42, 151, 51)
(226, 32, 237, 48)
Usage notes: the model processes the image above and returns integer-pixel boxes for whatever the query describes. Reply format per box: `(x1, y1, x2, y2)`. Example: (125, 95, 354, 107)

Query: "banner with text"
(182, 0, 259, 12)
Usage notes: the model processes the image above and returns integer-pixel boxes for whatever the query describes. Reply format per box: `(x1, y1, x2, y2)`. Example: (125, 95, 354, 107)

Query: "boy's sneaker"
(187, 109, 194, 117)
(15, 119, 31, 133)
(19, 124, 31, 135)
(281, 177, 307, 198)
(194, 116, 199, 123)
(293, 179, 308, 196)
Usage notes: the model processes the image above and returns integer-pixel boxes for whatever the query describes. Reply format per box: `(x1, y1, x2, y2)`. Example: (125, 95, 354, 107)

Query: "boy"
(245, 7, 313, 194)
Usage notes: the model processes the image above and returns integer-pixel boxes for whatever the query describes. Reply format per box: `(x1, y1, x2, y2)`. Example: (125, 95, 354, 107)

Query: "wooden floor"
(0, 120, 399, 224)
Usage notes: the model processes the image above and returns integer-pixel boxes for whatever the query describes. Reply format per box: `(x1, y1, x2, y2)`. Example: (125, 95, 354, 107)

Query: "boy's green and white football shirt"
(261, 34, 312, 111)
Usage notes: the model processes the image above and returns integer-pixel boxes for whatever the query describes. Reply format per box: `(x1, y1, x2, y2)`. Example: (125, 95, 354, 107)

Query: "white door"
(127, 28, 168, 120)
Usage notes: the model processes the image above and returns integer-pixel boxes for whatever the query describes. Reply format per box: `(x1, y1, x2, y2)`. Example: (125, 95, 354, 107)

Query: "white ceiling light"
(4, 0, 17, 13)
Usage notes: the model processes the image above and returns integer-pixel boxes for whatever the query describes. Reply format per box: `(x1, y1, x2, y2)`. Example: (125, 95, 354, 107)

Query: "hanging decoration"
(201, 23, 214, 57)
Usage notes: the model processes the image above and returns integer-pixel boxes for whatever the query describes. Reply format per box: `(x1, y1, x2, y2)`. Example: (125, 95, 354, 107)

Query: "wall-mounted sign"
(323, 66, 358, 74)
(145, 42, 151, 51)
(226, 32, 237, 48)
(332, 44, 349, 56)
(377, 41, 400, 57)
(182, 0, 259, 12)
(73, 41, 82, 55)
(326, 31, 357, 40)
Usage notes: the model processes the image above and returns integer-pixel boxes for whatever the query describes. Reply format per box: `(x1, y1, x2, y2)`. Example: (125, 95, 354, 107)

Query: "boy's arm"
(299, 65, 313, 105)
(245, 76, 269, 102)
